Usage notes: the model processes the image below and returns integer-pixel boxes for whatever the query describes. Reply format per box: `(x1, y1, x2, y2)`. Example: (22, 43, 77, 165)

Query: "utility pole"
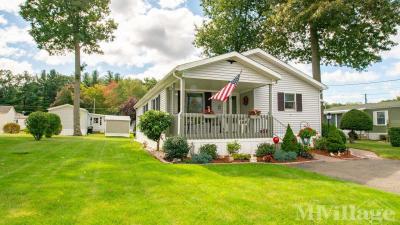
(364, 94, 368, 104)
(93, 98, 96, 113)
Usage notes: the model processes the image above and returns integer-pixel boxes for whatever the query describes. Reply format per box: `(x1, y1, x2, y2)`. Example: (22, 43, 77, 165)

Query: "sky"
(1, 0, 400, 104)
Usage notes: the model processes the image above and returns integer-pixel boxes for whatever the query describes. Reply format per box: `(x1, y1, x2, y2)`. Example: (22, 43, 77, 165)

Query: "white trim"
(48, 104, 88, 112)
(373, 110, 388, 126)
(242, 48, 327, 90)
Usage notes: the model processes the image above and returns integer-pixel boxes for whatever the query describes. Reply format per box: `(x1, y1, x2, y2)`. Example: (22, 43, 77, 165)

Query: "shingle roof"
(0, 106, 13, 114)
(326, 101, 400, 112)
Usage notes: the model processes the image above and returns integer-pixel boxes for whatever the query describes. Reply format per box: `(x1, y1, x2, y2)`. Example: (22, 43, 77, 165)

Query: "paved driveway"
(291, 157, 400, 194)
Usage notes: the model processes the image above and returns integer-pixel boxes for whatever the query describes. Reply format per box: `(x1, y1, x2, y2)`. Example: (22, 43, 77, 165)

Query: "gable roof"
(47, 104, 88, 112)
(325, 101, 400, 113)
(242, 48, 327, 90)
(0, 106, 14, 114)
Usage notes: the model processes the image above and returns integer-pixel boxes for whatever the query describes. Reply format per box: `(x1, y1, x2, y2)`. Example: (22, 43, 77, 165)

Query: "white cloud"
(0, 58, 33, 73)
(0, 0, 24, 14)
(382, 27, 400, 59)
(0, 15, 7, 25)
(0, 25, 33, 57)
(322, 70, 379, 85)
(386, 62, 400, 77)
(35, 50, 73, 65)
(159, 0, 186, 9)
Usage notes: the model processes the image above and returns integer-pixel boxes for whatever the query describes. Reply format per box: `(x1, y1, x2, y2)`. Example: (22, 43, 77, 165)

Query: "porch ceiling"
(183, 78, 267, 93)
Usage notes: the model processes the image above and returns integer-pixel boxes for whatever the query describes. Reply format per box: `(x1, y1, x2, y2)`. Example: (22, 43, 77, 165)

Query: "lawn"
(348, 140, 400, 160)
(0, 135, 399, 225)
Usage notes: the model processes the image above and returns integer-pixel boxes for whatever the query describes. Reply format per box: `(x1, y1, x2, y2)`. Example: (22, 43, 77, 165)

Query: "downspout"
(173, 71, 182, 135)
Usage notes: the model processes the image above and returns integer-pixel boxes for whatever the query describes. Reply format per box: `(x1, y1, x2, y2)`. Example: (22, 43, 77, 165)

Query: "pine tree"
(281, 124, 298, 152)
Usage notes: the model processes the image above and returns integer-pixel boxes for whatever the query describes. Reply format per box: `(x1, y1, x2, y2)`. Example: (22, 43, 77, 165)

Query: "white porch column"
(178, 78, 185, 135)
(171, 83, 175, 114)
(268, 84, 273, 137)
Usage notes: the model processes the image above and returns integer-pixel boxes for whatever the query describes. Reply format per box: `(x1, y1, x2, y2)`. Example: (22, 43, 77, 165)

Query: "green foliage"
(138, 110, 173, 150)
(315, 137, 328, 151)
(227, 141, 240, 155)
(26, 111, 49, 141)
(199, 144, 218, 160)
(297, 150, 313, 160)
(326, 130, 347, 153)
(163, 136, 190, 161)
(190, 152, 213, 164)
(143, 77, 157, 91)
(388, 128, 400, 147)
(298, 127, 316, 139)
(45, 113, 62, 138)
(340, 109, 373, 132)
(337, 129, 347, 144)
(3, 123, 20, 134)
(273, 150, 297, 162)
(281, 125, 298, 152)
(232, 153, 251, 160)
(255, 143, 275, 157)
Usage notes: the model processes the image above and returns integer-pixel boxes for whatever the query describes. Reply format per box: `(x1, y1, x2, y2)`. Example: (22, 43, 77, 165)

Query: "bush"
(273, 150, 297, 162)
(3, 123, 20, 134)
(163, 136, 190, 161)
(255, 143, 275, 157)
(45, 113, 62, 138)
(199, 144, 218, 160)
(227, 140, 240, 155)
(281, 124, 298, 152)
(191, 152, 212, 164)
(315, 137, 328, 150)
(337, 129, 347, 144)
(232, 153, 251, 160)
(298, 150, 314, 159)
(26, 111, 49, 141)
(388, 127, 400, 147)
(340, 109, 372, 142)
(138, 110, 173, 150)
(298, 127, 316, 139)
(326, 130, 347, 153)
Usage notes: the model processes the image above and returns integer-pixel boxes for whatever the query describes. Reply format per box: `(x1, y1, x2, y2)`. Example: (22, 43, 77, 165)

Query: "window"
(93, 118, 99, 124)
(375, 111, 387, 125)
(284, 93, 295, 110)
(151, 95, 161, 111)
(100, 117, 102, 126)
(187, 93, 203, 113)
(143, 103, 149, 113)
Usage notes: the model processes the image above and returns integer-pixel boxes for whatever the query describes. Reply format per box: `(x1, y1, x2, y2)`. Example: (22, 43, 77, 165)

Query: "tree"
(21, 0, 117, 136)
(91, 70, 100, 86)
(138, 110, 173, 151)
(120, 97, 137, 122)
(26, 111, 49, 141)
(105, 71, 114, 84)
(195, 1, 400, 82)
(81, 84, 107, 114)
(281, 124, 299, 152)
(45, 113, 62, 138)
(340, 109, 373, 143)
(82, 72, 91, 87)
(143, 77, 158, 91)
(52, 84, 74, 107)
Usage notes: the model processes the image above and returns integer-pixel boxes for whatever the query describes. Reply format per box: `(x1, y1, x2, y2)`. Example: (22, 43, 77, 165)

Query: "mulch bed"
(257, 156, 315, 163)
(311, 149, 359, 159)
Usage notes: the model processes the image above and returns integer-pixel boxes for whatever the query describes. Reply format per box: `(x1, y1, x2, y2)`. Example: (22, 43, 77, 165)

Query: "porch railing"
(171, 113, 276, 139)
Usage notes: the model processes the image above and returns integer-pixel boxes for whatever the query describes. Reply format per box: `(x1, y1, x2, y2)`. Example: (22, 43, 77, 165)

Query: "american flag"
(209, 71, 241, 102)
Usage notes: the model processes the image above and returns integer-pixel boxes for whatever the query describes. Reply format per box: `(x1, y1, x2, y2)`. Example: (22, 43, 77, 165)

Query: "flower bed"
(311, 149, 359, 159)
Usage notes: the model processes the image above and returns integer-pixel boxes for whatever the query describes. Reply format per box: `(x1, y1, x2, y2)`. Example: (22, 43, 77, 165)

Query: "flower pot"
(301, 137, 311, 146)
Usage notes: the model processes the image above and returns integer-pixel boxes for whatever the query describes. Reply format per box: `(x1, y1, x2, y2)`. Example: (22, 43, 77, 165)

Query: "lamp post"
(326, 113, 332, 135)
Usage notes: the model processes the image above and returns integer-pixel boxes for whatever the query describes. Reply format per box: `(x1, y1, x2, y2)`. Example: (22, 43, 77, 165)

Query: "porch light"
(226, 59, 236, 64)
(326, 113, 332, 120)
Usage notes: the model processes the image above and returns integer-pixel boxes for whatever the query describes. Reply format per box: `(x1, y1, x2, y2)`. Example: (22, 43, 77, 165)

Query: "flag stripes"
(209, 71, 241, 102)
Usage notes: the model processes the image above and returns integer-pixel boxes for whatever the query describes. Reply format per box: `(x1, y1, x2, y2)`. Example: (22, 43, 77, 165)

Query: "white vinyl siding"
(250, 55, 321, 134)
(183, 60, 272, 84)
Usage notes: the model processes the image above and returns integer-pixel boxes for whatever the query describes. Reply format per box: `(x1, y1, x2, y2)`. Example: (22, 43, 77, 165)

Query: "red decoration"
(273, 136, 280, 144)
(242, 96, 249, 105)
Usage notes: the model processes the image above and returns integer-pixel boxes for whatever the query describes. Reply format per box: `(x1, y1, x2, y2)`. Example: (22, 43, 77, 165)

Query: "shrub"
(227, 140, 240, 155)
(191, 152, 212, 164)
(45, 113, 62, 138)
(281, 124, 298, 152)
(232, 153, 251, 160)
(199, 144, 218, 160)
(298, 151, 314, 159)
(138, 110, 173, 150)
(273, 150, 297, 162)
(326, 130, 347, 153)
(26, 111, 49, 141)
(315, 137, 328, 150)
(298, 127, 316, 139)
(340, 109, 372, 143)
(3, 123, 20, 134)
(388, 128, 400, 147)
(255, 143, 275, 157)
(163, 136, 190, 161)
(348, 130, 359, 141)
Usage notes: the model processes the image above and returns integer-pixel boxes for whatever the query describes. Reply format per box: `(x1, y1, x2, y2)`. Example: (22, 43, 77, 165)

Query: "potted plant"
(248, 109, 261, 119)
(227, 140, 240, 161)
(298, 127, 317, 146)
(203, 106, 217, 119)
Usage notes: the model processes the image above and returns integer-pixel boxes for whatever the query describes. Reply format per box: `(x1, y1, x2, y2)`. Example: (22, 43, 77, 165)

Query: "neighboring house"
(134, 48, 327, 155)
(48, 104, 89, 135)
(105, 116, 131, 137)
(88, 113, 105, 132)
(0, 106, 16, 133)
(15, 113, 27, 129)
(324, 101, 400, 140)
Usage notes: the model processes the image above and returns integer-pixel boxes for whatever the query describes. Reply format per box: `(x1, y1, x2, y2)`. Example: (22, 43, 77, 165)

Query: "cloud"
(0, 0, 24, 14)
(0, 25, 33, 57)
(35, 50, 73, 65)
(0, 58, 33, 73)
(322, 70, 379, 85)
(159, 0, 186, 9)
(382, 27, 400, 59)
(386, 62, 400, 77)
(0, 15, 7, 25)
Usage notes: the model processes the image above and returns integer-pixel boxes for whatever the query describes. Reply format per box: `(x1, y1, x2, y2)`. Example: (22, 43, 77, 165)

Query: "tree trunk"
(157, 139, 160, 151)
(310, 24, 324, 127)
(73, 42, 82, 136)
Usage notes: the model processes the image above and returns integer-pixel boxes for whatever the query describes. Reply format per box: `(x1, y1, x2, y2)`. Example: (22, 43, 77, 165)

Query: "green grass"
(0, 134, 399, 225)
(348, 140, 400, 159)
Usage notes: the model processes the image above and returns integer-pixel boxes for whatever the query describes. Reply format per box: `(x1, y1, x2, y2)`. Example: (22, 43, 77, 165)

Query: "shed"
(48, 104, 89, 135)
(105, 115, 131, 137)
(0, 106, 16, 133)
